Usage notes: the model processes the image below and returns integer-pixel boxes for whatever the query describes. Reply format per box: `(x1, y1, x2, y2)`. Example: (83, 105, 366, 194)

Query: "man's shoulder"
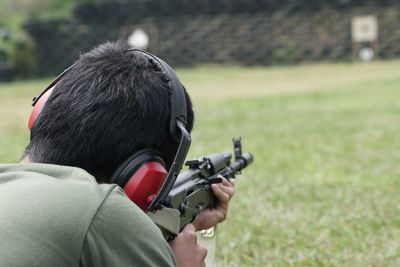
(0, 163, 175, 267)
(0, 163, 115, 217)
(81, 183, 176, 267)
(0, 163, 121, 266)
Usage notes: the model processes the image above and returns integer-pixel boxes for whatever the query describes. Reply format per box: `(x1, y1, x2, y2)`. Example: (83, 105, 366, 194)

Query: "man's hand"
(192, 176, 235, 231)
(169, 224, 207, 267)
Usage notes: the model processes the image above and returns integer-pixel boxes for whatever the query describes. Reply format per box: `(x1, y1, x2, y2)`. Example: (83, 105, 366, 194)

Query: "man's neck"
(20, 156, 31, 163)
(20, 156, 106, 183)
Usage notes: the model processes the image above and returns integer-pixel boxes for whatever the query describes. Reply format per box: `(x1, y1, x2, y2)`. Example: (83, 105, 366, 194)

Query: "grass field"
(1, 60, 400, 266)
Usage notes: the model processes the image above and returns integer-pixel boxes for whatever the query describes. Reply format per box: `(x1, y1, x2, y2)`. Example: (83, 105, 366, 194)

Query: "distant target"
(127, 29, 150, 50)
(359, 47, 374, 62)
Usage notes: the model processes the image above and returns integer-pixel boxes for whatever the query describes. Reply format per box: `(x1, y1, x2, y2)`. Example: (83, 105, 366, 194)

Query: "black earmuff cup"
(109, 149, 165, 188)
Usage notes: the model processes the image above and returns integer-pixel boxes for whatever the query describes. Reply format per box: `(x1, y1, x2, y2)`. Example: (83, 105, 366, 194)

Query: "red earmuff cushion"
(28, 86, 55, 130)
(123, 161, 167, 212)
(109, 149, 168, 211)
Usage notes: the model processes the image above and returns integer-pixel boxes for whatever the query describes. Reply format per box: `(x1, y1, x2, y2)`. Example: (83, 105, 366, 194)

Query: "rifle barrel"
(220, 152, 253, 178)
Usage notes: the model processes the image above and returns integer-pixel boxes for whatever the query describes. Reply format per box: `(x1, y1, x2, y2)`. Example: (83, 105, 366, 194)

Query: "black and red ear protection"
(109, 149, 167, 211)
(28, 49, 191, 213)
(28, 63, 76, 130)
(28, 86, 54, 130)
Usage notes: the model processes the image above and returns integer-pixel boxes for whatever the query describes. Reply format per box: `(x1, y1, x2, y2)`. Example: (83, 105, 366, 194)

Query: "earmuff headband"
(129, 49, 188, 142)
(129, 49, 191, 211)
(32, 64, 76, 107)
(148, 121, 191, 211)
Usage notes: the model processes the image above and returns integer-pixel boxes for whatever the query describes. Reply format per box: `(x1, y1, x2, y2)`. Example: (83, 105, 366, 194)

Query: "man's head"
(24, 42, 194, 181)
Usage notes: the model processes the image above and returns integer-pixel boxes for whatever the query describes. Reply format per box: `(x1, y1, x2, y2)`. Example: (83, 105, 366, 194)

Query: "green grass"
(1, 60, 400, 266)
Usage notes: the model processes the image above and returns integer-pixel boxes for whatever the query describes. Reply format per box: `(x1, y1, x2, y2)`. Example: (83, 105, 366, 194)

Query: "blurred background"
(1, 0, 399, 79)
(1, 0, 400, 266)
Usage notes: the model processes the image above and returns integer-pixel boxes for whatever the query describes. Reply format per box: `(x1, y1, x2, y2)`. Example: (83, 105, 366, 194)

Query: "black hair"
(24, 42, 194, 180)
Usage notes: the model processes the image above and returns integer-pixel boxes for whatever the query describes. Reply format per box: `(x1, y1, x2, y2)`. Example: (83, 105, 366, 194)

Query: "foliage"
(10, 37, 36, 78)
(0, 0, 75, 26)
(1, 61, 400, 266)
(0, 0, 75, 76)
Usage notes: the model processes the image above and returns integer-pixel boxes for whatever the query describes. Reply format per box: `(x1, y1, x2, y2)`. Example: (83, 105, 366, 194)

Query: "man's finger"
(211, 184, 230, 202)
(218, 184, 235, 199)
(220, 177, 235, 187)
(183, 223, 196, 233)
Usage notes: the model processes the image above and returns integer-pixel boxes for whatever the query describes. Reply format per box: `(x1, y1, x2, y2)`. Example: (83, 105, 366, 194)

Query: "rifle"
(147, 138, 254, 241)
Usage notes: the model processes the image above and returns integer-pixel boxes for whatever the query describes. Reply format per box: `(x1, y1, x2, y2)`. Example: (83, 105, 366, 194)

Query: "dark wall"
(24, 0, 400, 76)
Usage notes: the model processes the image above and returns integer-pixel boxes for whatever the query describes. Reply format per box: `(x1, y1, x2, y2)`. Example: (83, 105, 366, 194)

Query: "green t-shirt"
(0, 163, 176, 267)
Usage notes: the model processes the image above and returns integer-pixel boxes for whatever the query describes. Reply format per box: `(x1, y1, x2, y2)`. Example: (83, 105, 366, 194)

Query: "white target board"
(351, 15, 378, 42)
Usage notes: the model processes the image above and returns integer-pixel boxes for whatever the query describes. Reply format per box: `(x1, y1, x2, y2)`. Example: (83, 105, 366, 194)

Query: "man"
(0, 42, 234, 267)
